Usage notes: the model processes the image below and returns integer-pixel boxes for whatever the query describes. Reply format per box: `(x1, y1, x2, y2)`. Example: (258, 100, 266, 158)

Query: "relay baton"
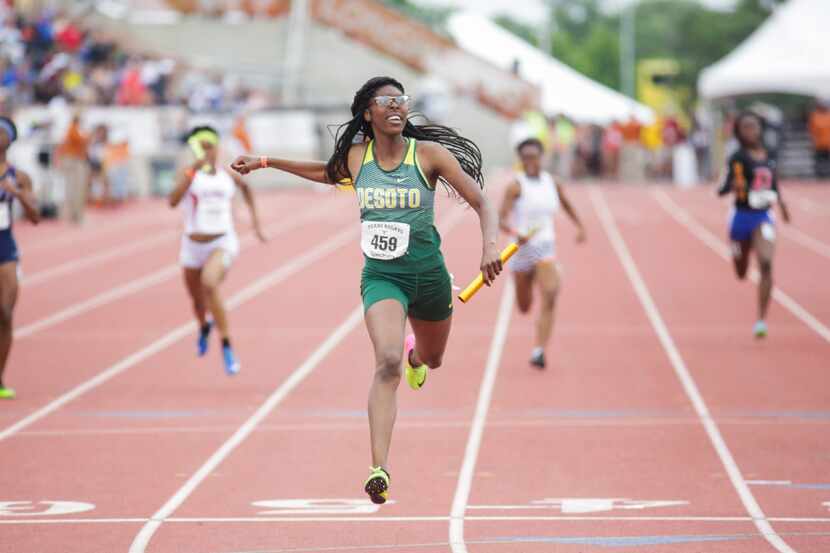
(457, 228, 538, 304)
(457, 243, 518, 303)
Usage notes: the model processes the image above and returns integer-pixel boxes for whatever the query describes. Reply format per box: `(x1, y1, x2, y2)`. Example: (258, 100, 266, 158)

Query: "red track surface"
(1, 183, 828, 553)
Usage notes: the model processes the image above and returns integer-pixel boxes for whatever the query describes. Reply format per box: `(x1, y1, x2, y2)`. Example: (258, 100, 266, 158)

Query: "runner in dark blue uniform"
(718, 112, 790, 338)
(0, 117, 40, 399)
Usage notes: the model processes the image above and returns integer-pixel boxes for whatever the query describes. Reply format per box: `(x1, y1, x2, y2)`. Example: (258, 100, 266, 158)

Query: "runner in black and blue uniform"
(0, 116, 40, 399)
(718, 112, 790, 338)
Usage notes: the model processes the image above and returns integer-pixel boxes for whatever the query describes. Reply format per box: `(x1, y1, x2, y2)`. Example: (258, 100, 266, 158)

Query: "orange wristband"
(260, 156, 268, 169)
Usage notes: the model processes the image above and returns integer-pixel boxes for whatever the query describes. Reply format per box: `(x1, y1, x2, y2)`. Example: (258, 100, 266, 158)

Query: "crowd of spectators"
(0, 4, 266, 113)
(542, 113, 704, 184)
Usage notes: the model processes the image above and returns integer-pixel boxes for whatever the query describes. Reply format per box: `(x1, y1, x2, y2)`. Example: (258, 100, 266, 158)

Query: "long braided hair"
(325, 76, 483, 197)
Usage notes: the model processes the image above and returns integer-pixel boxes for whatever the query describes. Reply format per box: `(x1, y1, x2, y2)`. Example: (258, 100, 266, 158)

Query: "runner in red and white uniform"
(169, 126, 267, 375)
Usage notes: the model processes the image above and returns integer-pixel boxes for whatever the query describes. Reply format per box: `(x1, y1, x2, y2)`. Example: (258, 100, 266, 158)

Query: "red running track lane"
(16, 198, 182, 271)
(1, 190, 365, 552)
(456, 186, 779, 553)
(15, 192, 298, 289)
(605, 186, 830, 552)
(2, 185, 828, 553)
(0, 190, 354, 431)
(15, 191, 312, 326)
(653, 185, 830, 329)
(0, 200, 491, 553)
(124, 204, 499, 553)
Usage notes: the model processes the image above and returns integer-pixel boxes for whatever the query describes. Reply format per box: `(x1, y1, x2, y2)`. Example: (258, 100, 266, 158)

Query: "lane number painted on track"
(468, 498, 688, 514)
(532, 498, 689, 513)
(252, 498, 395, 515)
(0, 501, 95, 516)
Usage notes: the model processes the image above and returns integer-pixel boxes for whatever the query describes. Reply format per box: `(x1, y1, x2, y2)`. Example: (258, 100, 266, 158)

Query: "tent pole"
(620, 4, 636, 99)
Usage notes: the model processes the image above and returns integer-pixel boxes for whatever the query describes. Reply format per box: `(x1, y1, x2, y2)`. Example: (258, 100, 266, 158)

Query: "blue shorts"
(728, 209, 772, 242)
(0, 231, 18, 264)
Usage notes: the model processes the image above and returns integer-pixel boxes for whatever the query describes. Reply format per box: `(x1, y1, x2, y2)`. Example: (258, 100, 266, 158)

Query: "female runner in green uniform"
(231, 76, 502, 503)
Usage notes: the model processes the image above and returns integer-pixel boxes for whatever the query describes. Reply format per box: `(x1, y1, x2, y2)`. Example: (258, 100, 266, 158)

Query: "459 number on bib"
(361, 221, 410, 260)
(371, 234, 397, 252)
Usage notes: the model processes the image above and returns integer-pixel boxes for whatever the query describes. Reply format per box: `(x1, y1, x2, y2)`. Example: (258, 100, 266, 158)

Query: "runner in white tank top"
(169, 126, 267, 377)
(499, 137, 586, 369)
(510, 170, 559, 271)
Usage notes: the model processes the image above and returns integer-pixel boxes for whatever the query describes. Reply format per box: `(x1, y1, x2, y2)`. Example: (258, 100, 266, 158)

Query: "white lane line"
(16, 201, 341, 340)
(127, 306, 365, 552)
(654, 189, 830, 344)
(20, 194, 293, 287)
(3, 515, 830, 525)
(782, 225, 830, 260)
(747, 480, 793, 486)
(126, 205, 470, 553)
(0, 225, 357, 442)
(449, 281, 514, 553)
(15, 413, 830, 438)
(793, 196, 830, 216)
(21, 209, 179, 254)
(592, 188, 796, 553)
(17, 265, 180, 338)
(21, 230, 178, 287)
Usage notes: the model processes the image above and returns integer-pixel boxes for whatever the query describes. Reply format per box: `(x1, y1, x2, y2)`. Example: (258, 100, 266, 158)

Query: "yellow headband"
(189, 130, 219, 147)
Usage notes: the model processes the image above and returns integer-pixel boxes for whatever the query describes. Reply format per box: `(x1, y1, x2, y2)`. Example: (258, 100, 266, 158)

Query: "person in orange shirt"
(56, 114, 89, 224)
(619, 116, 644, 182)
(808, 99, 830, 179)
(232, 116, 252, 154)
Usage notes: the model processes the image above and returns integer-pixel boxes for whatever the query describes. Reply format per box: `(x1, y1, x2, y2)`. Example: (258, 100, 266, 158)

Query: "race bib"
(0, 205, 9, 231)
(194, 196, 232, 235)
(748, 189, 777, 210)
(361, 221, 410, 260)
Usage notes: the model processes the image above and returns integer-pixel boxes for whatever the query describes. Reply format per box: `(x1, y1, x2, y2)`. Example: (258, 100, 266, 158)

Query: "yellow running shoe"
(0, 387, 16, 399)
(364, 466, 390, 504)
(404, 334, 427, 390)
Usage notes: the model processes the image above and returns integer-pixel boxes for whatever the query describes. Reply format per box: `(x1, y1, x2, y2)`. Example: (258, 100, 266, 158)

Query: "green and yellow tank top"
(354, 138, 443, 273)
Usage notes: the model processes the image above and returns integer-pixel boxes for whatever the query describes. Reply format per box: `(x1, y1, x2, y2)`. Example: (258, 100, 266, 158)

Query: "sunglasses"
(373, 95, 411, 107)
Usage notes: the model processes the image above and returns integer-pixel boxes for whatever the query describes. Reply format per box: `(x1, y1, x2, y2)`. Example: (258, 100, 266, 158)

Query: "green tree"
(380, 0, 454, 31)
(380, 0, 781, 104)
(493, 0, 781, 101)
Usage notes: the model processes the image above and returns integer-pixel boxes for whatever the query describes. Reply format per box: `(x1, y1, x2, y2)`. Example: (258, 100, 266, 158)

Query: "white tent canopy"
(699, 0, 830, 99)
(446, 12, 654, 125)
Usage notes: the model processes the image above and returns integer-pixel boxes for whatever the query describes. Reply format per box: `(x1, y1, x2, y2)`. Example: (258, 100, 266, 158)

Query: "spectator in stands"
(808, 98, 830, 179)
(690, 114, 712, 180)
(552, 114, 575, 179)
(103, 128, 131, 203)
(87, 123, 109, 205)
(0, 6, 266, 112)
(55, 113, 89, 224)
(601, 120, 622, 179)
(116, 57, 150, 106)
(619, 115, 644, 182)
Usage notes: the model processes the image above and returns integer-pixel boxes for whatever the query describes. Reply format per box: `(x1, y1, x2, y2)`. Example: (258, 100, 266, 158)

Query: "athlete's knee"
(190, 292, 205, 309)
(734, 263, 749, 280)
(0, 305, 13, 329)
(540, 288, 557, 309)
(759, 259, 773, 277)
(516, 296, 532, 314)
(200, 274, 219, 293)
(375, 350, 403, 383)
